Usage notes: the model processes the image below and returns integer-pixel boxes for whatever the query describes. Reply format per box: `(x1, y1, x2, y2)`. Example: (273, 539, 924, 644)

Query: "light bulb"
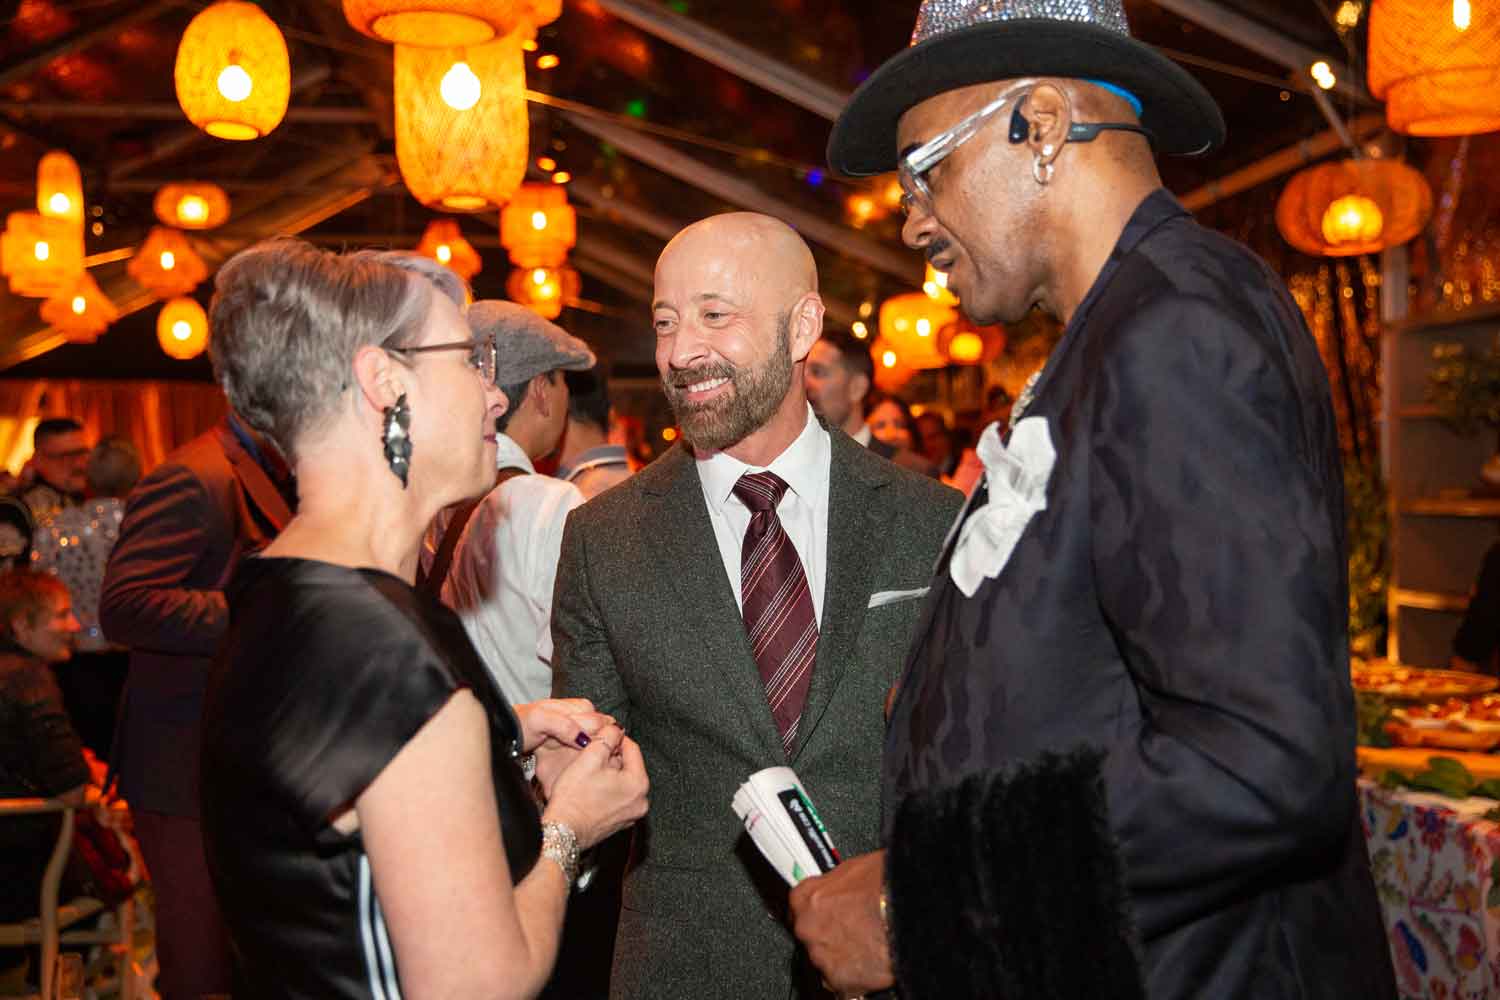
(531, 210, 548, 231)
(1454, 0, 1471, 30)
(916, 318, 932, 337)
(537, 156, 557, 172)
(33, 240, 50, 261)
(551, 171, 572, 184)
(532, 268, 549, 286)
(217, 64, 253, 102)
(881, 350, 897, 369)
(440, 61, 482, 111)
(536, 54, 560, 70)
(48, 192, 71, 215)
(71, 295, 86, 315)
(435, 244, 452, 263)
(160, 250, 176, 271)
(172, 320, 192, 340)
(177, 196, 209, 224)
(852, 321, 868, 339)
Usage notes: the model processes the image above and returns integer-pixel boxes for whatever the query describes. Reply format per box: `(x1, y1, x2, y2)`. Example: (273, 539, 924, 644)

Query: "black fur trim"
(887, 749, 1143, 999)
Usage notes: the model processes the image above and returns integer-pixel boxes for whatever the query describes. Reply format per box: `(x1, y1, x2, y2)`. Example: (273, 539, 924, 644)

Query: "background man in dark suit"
(101, 412, 293, 1000)
(553, 212, 960, 999)
(792, 1, 1397, 998)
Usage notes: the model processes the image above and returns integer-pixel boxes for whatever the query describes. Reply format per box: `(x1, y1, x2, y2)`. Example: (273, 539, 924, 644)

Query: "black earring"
(382, 393, 411, 488)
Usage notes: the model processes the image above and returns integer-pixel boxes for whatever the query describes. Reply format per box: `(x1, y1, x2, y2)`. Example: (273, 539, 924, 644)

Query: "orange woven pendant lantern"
(157, 297, 210, 360)
(1275, 158, 1433, 257)
(500, 183, 576, 268)
(879, 292, 955, 370)
(416, 218, 483, 279)
(394, 36, 528, 212)
(343, 0, 523, 46)
(41, 272, 119, 344)
(1, 212, 83, 298)
(175, 1, 291, 141)
(1369, 0, 1500, 136)
(871, 338, 917, 391)
(154, 182, 232, 230)
(507, 265, 579, 320)
(129, 227, 210, 299)
(37, 151, 84, 226)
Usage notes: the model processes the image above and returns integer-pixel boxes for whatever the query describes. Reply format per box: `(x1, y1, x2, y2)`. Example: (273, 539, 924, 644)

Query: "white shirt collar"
(495, 432, 536, 474)
(852, 423, 872, 447)
(697, 404, 829, 512)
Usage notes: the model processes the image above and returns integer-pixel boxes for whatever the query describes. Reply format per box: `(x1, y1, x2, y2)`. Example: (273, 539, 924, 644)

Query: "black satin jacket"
(885, 190, 1396, 999)
(202, 557, 540, 999)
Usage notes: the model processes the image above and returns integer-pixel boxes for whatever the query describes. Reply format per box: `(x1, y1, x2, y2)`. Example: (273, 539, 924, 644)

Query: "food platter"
(1351, 660, 1499, 700)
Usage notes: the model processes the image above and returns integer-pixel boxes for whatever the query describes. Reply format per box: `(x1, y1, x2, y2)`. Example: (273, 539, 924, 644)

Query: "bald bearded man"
(552, 213, 960, 999)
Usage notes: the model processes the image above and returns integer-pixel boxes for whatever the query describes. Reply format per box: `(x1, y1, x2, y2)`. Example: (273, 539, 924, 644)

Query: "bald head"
(652, 213, 826, 461)
(656, 212, 818, 310)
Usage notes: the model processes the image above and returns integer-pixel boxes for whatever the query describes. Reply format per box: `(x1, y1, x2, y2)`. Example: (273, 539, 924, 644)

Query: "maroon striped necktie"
(733, 471, 819, 756)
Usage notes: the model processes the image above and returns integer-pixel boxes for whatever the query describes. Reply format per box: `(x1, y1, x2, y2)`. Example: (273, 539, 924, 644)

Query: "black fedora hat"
(827, 0, 1225, 176)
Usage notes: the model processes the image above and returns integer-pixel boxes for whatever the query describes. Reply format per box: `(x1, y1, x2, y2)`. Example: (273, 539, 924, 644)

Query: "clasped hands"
(514, 698, 649, 848)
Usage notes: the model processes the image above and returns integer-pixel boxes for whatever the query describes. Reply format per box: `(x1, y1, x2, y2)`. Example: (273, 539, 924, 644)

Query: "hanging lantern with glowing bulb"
(500, 183, 576, 268)
(36, 151, 84, 226)
(416, 218, 483, 279)
(129, 227, 210, 299)
(1368, 0, 1500, 136)
(922, 264, 959, 307)
(879, 292, 955, 370)
(342, 0, 523, 46)
(938, 319, 1006, 366)
(154, 182, 231, 230)
(507, 265, 580, 320)
(395, 36, 528, 212)
(0, 212, 83, 297)
(1275, 157, 1432, 257)
(870, 337, 916, 391)
(40, 272, 119, 344)
(157, 297, 210, 360)
(174, 1, 291, 141)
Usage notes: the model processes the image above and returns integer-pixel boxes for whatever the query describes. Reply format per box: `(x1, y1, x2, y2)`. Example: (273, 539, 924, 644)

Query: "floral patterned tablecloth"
(1361, 778, 1500, 998)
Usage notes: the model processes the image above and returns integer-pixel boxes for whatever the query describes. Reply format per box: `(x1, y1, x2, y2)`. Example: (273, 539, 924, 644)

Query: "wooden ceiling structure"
(0, 0, 1467, 381)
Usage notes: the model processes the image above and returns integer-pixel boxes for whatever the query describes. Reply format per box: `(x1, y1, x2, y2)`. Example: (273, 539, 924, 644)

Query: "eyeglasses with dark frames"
(897, 86, 1156, 218)
(387, 333, 497, 385)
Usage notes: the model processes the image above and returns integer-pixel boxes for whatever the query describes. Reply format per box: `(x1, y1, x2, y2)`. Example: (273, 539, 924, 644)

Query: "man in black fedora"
(789, 1, 1396, 998)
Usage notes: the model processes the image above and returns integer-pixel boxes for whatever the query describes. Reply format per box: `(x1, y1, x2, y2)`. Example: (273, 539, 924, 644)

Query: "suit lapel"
(790, 434, 892, 761)
(648, 447, 787, 762)
(218, 425, 293, 532)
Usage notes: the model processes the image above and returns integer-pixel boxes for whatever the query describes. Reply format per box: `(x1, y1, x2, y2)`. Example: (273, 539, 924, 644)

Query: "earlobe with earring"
(1032, 156, 1054, 186)
(382, 393, 412, 488)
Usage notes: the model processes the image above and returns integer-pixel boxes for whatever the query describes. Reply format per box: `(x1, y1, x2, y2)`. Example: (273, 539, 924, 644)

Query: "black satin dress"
(201, 557, 541, 999)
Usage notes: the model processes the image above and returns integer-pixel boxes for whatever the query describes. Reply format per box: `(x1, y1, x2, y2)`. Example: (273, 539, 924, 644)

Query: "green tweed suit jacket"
(552, 427, 962, 1000)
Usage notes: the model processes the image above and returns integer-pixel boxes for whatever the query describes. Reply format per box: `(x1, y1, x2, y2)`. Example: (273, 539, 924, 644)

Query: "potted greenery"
(1428, 338, 1500, 491)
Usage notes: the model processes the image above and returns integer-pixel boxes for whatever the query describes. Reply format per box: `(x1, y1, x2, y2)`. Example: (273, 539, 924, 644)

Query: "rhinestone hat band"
(912, 0, 1132, 46)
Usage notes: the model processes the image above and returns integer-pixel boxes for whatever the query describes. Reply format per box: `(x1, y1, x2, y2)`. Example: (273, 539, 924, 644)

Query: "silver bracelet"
(541, 821, 580, 888)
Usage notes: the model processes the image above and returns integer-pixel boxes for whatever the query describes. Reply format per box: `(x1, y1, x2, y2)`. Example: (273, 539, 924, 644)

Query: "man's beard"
(663, 313, 793, 453)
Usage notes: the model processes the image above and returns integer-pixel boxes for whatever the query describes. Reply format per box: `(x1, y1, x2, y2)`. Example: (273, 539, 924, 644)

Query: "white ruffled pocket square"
(868, 587, 929, 609)
(949, 416, 1056, 598)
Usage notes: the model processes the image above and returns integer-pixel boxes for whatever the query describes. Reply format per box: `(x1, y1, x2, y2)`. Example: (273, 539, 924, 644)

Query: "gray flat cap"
(467, 299, 595, 385)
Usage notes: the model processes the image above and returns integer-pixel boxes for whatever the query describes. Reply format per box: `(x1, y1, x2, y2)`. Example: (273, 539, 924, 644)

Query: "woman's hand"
(516, 699, 619, 799)
(515, 698, 613, 753)
(541, 732, 649, 850)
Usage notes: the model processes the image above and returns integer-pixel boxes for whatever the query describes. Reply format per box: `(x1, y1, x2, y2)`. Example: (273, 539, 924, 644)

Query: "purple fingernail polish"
(575, 732, 592, 748)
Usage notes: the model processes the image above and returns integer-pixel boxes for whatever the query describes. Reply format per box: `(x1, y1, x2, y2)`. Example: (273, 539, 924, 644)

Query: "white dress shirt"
(695, 405, 831, 624)
(442, 433, 585, 703)
(852, 423, 872, 447)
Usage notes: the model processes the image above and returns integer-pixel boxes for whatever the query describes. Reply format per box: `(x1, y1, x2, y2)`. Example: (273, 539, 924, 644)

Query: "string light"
(1310, 61, 1337, 90)
(536, 53, 559, 69)
(852, 321, 868, 339)
(537, 156, 557, 171)
(552, 171, 571, 184)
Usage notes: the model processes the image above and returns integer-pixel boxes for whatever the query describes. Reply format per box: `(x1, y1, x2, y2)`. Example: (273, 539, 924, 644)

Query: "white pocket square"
(868, 587, 929, 609)
(950, 416, 1056, 598)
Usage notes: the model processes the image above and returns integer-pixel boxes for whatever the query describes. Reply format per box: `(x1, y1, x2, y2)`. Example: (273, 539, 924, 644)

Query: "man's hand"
(789, 849, 895, 996)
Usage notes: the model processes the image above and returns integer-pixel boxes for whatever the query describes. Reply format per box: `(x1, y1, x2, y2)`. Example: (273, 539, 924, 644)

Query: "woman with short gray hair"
(199, 238, 648, 1000)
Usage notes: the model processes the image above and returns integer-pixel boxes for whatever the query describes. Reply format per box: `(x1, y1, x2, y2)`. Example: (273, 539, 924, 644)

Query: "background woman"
(864, 392, 918, 451)
(199, 239, 648, 999)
